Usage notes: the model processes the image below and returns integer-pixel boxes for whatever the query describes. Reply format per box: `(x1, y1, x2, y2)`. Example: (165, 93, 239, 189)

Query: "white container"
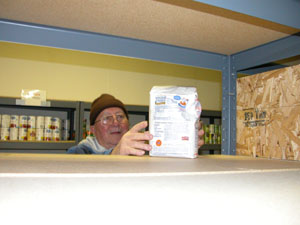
(10, 115, 19, 128)
(36, 116, 45, 129)
(1, 114, 11, 128)
(44, 128, 52, 141)
(19, 115, 28, 128)
(36, 128, 44, 141)
(18, 128, 28, 141)
(27, 116, 36, 129)
(51, 117, 61, 129)
(149, 86, 202, 159)
(44, 116, 52, 129)
(9, 127, 18, 140)
(0, 128, 10, 140)
(52, 128, 61, 141)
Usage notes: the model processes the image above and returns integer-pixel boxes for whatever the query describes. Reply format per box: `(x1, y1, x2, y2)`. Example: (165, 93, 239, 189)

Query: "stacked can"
(18, 115, 28, 141)
(9, 115, 19, 140)
(218, 125, 222, 144)
(203, 124, 222, 144)
(51, 117, 61, 141)
(44, 116, 52, 141)
(1, 114, 10, 140)
(27, 116, 36, 141)
(208, 124, 215, 144)
(203, 124, 210, 144)
(214, 125, 219, 144)
(36, 116, 45, 141)
(61, 119, 70, 141)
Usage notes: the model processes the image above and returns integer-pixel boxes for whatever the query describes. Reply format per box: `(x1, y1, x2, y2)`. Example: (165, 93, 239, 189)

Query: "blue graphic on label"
(173, 95, 181, 100)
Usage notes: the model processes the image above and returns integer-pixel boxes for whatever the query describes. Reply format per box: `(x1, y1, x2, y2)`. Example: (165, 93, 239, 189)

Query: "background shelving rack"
(0, 97, 80, 152)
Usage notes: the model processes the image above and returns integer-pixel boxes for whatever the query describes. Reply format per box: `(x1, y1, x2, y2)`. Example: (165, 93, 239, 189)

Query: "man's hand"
(111, 121, 153, 156)
(198, 121, 205, 149)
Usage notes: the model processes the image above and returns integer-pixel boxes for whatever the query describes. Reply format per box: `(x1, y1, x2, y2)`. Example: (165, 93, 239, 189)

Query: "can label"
(9, 127, 18, 140)
(10, 115, 19, 128)
(19, 115, 28, 128)
(1, 114, 11, 128)
(52, 128, 61, 141)
(27, 128, 36, 141)
(44, 128, 52, 141)
(27, 116, 36, 129)
(45, 117, 52, 129)
(204, 124, 209, 144)
(0, 128, 10, 140)
(36, 116, 45, 129)
(51, 117, 61, 129)
(18, 128, 28, 141)
(36, 128, 44, 141)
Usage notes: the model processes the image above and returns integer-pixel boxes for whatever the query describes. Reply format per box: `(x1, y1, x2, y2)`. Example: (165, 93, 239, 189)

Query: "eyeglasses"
(95, 113, 127, 126)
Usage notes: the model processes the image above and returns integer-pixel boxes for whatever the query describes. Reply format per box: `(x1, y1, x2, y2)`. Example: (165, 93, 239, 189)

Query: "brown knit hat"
(90, 94, 128, 125)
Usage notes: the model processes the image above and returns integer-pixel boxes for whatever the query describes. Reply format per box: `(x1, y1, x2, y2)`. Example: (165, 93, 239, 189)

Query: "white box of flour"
(149, 86, 202, 158)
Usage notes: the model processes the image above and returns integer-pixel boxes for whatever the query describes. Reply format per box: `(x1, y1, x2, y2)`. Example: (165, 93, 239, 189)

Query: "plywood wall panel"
(236, 64, 300, 161)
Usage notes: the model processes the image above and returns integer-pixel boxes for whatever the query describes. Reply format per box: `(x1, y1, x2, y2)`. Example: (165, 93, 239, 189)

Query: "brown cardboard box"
(236, 64, 300, 160)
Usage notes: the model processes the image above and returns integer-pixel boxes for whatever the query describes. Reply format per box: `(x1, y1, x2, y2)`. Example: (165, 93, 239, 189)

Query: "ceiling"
(0, 0, 299, 56)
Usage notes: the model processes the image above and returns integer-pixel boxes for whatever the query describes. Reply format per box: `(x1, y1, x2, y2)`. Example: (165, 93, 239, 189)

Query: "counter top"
(0, 153, 299, 175)
(0, 153, 299, 225)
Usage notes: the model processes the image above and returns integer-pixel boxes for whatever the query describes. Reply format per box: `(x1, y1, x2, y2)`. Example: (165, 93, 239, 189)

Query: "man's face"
(91, 107, 129, 149)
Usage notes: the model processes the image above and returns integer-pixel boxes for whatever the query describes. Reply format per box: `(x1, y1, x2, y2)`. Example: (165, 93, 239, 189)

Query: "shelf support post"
(221, 56, 236, 155)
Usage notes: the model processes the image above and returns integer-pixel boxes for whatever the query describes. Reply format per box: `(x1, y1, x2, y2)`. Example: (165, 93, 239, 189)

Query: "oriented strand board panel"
(237, 64, 300, 161)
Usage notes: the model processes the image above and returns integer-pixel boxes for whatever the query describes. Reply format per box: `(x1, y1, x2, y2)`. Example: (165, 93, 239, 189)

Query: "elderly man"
(67, 94, 204, 155)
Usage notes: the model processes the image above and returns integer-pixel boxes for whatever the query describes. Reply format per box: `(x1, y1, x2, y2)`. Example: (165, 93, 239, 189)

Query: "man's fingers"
(128, 148, 146, 156)
(131, 141, 152, 151)
(126, 132, 153, 141)
(130, 121, 148, 133)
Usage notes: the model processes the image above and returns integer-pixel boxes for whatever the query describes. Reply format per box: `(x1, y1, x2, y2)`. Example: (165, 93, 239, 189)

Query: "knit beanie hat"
(89, 94, 128, 125)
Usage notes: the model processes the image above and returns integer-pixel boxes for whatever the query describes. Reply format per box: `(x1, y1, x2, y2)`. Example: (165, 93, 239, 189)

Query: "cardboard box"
(236, 64, 300, 161)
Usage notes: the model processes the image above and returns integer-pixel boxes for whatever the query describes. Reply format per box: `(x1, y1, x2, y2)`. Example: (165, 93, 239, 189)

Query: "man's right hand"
(111, 121, 153, 156)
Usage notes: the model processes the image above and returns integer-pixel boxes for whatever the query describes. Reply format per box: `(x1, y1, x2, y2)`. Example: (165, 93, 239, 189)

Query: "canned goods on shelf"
(44, 128, 52, 141)
(9, 127, 18, 140)
(1, 114, 11, 128)
(0, 128, 10, 140)
(27, 128, 36, 141)
(52, 128, 61, 141)
(36, 128, 44, 141)
(44, 116, 52, 129)
(51, 117, 61, 129)
(19, 115, 28, 128)
(36, 116, 45, 129)
(209, 124, 215, 134)
(18, 128, 28, 141)
(27, 116, 36, 129)
(10, 115, 19, 128)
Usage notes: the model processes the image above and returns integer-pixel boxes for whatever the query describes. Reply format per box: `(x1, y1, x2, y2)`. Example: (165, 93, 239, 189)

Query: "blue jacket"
(67, 136, 113, 154)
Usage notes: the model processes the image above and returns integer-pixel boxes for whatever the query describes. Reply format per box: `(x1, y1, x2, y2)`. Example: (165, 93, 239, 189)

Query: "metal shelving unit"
(0, 97, 80, 152)
(0, 1, 299, 155)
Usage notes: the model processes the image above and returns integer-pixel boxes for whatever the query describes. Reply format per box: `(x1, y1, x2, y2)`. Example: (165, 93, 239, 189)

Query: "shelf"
(0, 140, 75, 150)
